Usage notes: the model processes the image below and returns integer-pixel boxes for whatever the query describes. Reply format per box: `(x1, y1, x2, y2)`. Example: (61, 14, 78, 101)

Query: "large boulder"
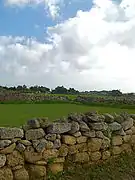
(46, 123, 71, 134)
(0, 128, 24, 140)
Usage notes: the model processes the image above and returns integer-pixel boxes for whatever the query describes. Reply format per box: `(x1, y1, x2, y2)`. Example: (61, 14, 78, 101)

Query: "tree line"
(0, 85, 124, 96)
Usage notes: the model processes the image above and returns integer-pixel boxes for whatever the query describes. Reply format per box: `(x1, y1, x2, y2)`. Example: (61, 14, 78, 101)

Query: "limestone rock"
(35, 139, 48, 153)
(91, 151, 101, 161)
(131, 135, 135, 145)
(114, 114, 124, 123)
(58, 144, 68, 157)
(46, 123, 71, 134)
(13, 168, 29, 180)
(79, 122, 90, 132)
(96, 131, 104, 139)
(121, 143, 132, 153)
(72, 131, 81, 137)
(46, 141, 54, 149)
(18, 140, 31, 146)
(16, 143, 26, 152)
(114, 128, 126, 136)
(0, 167, 13, 180)
(0, 140, 11, 149)
(112, 146, 122, 155)
(88, 138, 102, 152)
(45, 134, 56, 141)
(101, 137, 111, 150)
(53, 139, 61, 149)
(27, 119, 40, 129)
(62, 135, 76, 145)
(82, 130, 95, 138)
(102, 151, 111, 160)
(112, 136, 123, 146)
(109, 122, 121, 131)
(27, 165, 46, 180)
(121, 118, 133, 130)
(0, 128, 24, 140)
(131, 126, 135, 134)
(76, 143, 88, 152)
(104, 113, 114, 123)
(0, 154, 6, 167)
(7, 150, 24, 168)
(76, 136, 87, 144)
(90, 122, 108, 131)
(68, 121, 80, 134)
(125, 129, 132, 135)
(73, 152, 89, 163)
(123, 135, 131, 143)
(24, 151, 42, 163)
(42, 149, 58, 161)
(0, 143, 16, 154)
(68, 145, 78, 155)
(25, 128, 45, 140)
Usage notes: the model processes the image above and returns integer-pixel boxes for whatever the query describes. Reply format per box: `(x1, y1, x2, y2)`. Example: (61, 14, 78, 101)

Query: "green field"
(0, 103, 135, 127)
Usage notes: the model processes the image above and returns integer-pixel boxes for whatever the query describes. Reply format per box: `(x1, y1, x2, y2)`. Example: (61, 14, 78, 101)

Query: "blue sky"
(0, 0, 92, 41)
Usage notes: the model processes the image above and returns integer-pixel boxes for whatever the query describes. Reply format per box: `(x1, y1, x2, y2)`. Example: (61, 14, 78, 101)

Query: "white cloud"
(1, 0, 135, 92)
(5, 0, 62, 19)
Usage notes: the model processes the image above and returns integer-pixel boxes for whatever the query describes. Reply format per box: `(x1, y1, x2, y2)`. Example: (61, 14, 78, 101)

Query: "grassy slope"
(0, 103, 135, 127)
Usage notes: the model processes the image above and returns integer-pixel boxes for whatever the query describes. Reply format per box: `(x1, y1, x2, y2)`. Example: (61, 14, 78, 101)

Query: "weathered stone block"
(46, 123, 71, 134)
(112, 146, 122, 155)
(27, 165, 46, 180)
(13, 168, 29, 180)
(0, 167, 13, 180)
(0, 128, 24, 140)
(102, 151, 111, 160)
(0, 154, 6, 168)
(91, 151, 101, 161)
(123, 135, 131, 143)
(88, 138, 102, 152)
(58, 144, 68, 157)
(112, 136, 123, 146)
(76, 136, 87, 144)
(25, 128, 45, 140)
(73, 152, 89, 163)
(0, 143, 16, 154)
(62, 135, 76, 145)
(121, 118, 133, 130)
(7, 150, 24, 168)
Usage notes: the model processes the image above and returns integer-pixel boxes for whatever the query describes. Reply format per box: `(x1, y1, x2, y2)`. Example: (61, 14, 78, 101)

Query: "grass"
(0, 103, 135, 127)
(48, 152, 135, 180)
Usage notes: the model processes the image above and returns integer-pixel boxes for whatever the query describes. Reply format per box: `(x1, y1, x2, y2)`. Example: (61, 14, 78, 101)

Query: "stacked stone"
(0, 112, 135, 179)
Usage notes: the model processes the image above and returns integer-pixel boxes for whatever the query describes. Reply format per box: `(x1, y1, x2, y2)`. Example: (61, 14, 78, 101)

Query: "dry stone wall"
(1, 111, 135, 180)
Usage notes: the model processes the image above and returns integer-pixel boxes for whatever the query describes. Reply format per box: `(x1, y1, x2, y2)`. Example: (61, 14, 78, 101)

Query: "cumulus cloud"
(1, 0, 135, 92)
